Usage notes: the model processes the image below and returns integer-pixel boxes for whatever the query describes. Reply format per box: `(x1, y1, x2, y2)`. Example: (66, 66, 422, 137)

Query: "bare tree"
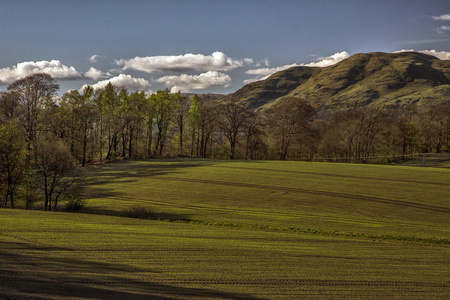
(242, 111, 267, 160)
(219, 99, 250, 159)
(265, 97, 316, 160)
(199, 99, 220, 158)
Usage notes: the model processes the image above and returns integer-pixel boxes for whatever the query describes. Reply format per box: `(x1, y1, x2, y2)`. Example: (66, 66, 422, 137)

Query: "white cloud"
(245, 63, 300, 77)
(155, 71, 231, 93)
(243, 58, 255, 65)
(84, 74, 151, 92)
(243, 77, 268, 85)
(89, 54, 102, 63)
(0, 60, 81, 84)
(394, 49, 450, 60)
(432, 14, 450, 21)
(84, 67, 111, 80)
(244, 51, 350, 84)
(116, 51, 246, 73)
(303, 51, 350, 67)
(437, 26, 450, 33)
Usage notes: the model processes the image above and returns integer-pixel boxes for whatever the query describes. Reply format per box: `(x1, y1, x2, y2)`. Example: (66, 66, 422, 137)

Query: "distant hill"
(227, 67, 321, 110)
(227, 52, 450, 115)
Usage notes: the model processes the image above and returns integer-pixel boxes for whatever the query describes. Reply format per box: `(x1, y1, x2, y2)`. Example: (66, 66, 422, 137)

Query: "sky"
(1, 0, 450, 96)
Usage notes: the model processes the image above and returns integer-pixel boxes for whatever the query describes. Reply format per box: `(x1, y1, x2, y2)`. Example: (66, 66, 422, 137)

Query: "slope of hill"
(227, 66, 321, 109)
(232, 52, 450, 113)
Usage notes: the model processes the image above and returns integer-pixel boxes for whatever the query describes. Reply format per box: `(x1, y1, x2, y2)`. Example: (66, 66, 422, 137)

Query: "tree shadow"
(82, 159, 215, 199)
(0, 241, 265, 300)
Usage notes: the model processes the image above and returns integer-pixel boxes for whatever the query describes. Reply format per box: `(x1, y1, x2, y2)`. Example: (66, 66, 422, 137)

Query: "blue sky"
(1, 0, 450, 95)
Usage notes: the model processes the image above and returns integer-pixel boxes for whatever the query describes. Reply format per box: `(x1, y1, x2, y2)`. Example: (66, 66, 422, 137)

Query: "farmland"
(1, 159, 449, 299)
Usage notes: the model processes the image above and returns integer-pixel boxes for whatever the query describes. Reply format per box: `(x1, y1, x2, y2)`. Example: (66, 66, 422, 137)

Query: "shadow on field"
(0, 241, 264, 300)
(83, 160, 214, 200)
(84, 207, 191, 222)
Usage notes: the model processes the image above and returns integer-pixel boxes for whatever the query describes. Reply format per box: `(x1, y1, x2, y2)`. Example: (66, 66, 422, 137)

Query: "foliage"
(123, 206, 155, 219)
(33, 139, 77, 210)
(64, 179, 86, 212)
(65, 197, 87, 213)
(0, 119, 27, 208)
(6, 73, 59, 143)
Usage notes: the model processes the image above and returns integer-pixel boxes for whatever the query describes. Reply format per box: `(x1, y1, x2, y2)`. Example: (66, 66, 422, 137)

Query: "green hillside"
(230, 66, 320, 110)
(230, 52, 450, 113)
(286, 52, 450, 111)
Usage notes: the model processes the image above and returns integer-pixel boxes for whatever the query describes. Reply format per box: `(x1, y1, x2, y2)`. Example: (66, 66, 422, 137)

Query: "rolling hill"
(228, 52, 450, 114)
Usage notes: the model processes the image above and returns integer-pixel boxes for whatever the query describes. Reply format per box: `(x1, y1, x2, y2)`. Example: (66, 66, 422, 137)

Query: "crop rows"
(153, 176, 450, 213)
(1, 275, 448, 288)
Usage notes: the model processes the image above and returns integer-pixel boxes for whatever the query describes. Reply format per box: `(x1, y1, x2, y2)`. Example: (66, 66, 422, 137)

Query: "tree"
(0, 119, 27, 208)
(7, 73, 59, 144)
(188, 94, 203, 156)
(60, 86, 96, 166)
(266, 97, 315, 160)
(0, 90, 21, 124)
(242, 110, 267, 160)
(123, 91, 147, 158)
(320, 107, 384, 163)
(101, 83, 122, 160)
(149, 89, 178, 156)
(416, 104, 450, 153)
(199, 99, 220, 158)
(219, 98, 250, 159)
(34, 139, 77, 211)
(174, 93, 190, 156)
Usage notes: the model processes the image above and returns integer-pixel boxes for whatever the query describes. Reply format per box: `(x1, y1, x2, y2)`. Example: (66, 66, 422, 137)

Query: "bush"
(123, 206, 155, 219)
(64, 182, 86, 212)
(65, 197, 87, 212)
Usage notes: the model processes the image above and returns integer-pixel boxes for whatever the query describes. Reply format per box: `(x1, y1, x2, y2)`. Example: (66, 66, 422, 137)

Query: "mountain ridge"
(226, 52, 450, 114)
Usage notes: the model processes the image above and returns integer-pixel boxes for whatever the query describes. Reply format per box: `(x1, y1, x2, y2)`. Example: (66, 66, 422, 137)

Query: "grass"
(83, 159, 450, 240)
(398, 153, 450, 168)
(1, 209, 449, 299)
(1, 159, 449, 299)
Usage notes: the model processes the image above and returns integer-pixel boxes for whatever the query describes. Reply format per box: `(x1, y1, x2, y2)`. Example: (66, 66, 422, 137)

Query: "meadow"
(1, 159, 449, 299)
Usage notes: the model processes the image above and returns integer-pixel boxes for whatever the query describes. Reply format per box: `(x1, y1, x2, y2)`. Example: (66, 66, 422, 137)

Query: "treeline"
(1, 73, 449, 209)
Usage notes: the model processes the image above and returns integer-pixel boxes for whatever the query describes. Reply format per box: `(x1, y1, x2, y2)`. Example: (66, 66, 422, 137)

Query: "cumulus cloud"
(116, 51, 246, 73)
(83, 74, 151, 92)
(432, 14, 450, 21)
(84, 67, 112, 80)
(0, 60, 81, 84)
(394, 49, 450, 60)
(244, 51, 349, 84)
(155, 71, 231, 93)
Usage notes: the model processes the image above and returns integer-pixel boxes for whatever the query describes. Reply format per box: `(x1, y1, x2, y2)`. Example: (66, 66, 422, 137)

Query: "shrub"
(64, 182, 86, 212)
(124, 206, 155, 219)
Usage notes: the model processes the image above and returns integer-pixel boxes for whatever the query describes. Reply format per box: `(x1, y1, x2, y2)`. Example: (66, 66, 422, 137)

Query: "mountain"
(229, 52, 450, 114)
(228, 67, 321, 110)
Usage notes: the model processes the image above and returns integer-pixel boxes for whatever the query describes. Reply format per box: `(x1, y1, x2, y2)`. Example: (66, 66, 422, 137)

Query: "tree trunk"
(129, 126, 134, 158)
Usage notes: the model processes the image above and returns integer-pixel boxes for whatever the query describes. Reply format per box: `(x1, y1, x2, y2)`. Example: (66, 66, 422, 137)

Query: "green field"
(1, 159, 449, 299)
